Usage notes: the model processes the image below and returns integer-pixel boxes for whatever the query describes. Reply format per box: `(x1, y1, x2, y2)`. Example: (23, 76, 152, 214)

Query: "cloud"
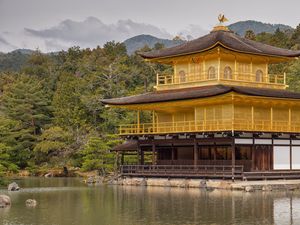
(178, 24, 209, 40)
(0, 35, 17, 52)
(24, 17, 172, 50)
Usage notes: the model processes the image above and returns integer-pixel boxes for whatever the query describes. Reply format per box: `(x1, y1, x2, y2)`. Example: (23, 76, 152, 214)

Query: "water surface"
(1, 178, 300, 225)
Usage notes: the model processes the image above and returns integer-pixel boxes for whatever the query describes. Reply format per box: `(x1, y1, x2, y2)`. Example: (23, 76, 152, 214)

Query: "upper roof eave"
(101, 85, 300, 106)
(140, 43, 298, 62)
(138, 30, 300, 61)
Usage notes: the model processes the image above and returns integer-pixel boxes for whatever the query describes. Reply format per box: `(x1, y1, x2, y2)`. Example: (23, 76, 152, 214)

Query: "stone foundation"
(115, 177, 300, 191)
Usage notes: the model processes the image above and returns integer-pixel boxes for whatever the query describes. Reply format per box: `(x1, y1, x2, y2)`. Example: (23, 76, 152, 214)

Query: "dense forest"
(0, 25, 300, 177)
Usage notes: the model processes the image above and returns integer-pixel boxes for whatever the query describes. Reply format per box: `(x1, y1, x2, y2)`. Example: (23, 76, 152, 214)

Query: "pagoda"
(102, 17, 300, 180)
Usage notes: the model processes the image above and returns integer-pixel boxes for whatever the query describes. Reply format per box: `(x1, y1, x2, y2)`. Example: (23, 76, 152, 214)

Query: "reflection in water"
(274, 197, 300, 225)
(0, 178, 300, 225)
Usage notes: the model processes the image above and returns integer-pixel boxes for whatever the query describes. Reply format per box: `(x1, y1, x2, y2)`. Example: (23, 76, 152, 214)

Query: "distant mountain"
(123, 34, 185, 54)
(0, 49, 34, 72)
(229, 20, 293, 36)
(124, 21, 294, 54)
(0, 20, 296, 71)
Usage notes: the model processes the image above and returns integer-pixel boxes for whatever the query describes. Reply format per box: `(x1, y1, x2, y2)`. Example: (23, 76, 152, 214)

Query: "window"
(207, 66, 216, 79)
(292, 147, 300, 169)
(179, 70, 186, 82)
(223, 66, 232, 79)
(256, 69, 263, 82)
(274, 146, 290, 170)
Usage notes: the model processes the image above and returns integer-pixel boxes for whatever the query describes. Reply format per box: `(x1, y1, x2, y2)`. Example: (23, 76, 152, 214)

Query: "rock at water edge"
(26, 199, 37, 207)
(8, 182, 20, 191)
(0, 195, 11, 208)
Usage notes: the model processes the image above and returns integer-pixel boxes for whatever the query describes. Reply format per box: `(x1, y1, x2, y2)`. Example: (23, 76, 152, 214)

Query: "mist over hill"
(228, 20, 292, 36)
(123, 34, 185, 54)
(0, 20, 297, 70)
(123, 20, 295, 54)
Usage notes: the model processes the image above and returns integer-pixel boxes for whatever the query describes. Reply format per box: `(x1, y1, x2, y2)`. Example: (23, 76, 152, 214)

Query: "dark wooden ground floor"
(115, 133, 300, 180)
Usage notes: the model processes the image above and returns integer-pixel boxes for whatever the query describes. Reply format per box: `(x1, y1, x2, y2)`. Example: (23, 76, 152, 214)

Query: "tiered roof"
(101, 85, 300, 106)
(139, 29, 300, 60)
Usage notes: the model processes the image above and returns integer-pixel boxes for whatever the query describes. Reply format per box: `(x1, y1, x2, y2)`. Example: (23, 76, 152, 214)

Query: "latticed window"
(256, 69, 263, 82)
(207, 66, 216, 79)
(238, 63, 250, 73)
(223, 66, 232, 79)
(179, 70, 186, 82)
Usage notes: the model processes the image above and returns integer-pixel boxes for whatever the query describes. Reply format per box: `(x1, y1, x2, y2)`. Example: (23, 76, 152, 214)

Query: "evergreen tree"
(244, 30, 256, 40)
(80, 135, 120, 174)
(0, 75, 52, 168)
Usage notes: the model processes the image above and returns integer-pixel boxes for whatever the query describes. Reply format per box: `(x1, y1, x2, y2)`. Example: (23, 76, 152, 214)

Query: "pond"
(1, 178, 300, 225)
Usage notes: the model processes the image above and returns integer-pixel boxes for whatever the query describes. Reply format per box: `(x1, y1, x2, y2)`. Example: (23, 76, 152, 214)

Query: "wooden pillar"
(171, 144, 175, 165)
(152, 141, 156, 165)
(213, 142, 217, 164)
(152, 110, 155, 133)
(251, 144, 255, 171)
(231, 137, 236, 180)
(203, 55, 206, 79)
(121, 152, 124, 165)
(204, 107, 207, 130)
(234, 56, 237, 80)
(141, 150, 144, 165)
(265, 61, 269, 82)
(270, 107, 273, 130)
(290, 138, 292, 170)
(194, 139, 198, 166)
(137, 110, 140, 133)
(284, 72, 286, 85)
(137, 141, 141, 165)
(217, 48, 221, 81)
(288, 108, 291, 131)
(174, 62, 177, 83)
(251, 106, 254, 130)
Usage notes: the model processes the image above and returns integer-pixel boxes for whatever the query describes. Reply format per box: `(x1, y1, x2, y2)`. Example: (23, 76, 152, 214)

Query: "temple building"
(102, 18, 300, 180)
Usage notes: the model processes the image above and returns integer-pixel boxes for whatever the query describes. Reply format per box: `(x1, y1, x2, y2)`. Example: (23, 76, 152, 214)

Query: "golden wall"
(119, 98, 300, 135)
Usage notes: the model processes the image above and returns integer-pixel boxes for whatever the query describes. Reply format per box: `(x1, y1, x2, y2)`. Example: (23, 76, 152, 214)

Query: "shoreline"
(114, 177, 300, 192)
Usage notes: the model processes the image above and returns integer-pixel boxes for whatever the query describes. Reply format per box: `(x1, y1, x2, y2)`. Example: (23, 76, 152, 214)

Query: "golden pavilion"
(102, 18, 300, 180)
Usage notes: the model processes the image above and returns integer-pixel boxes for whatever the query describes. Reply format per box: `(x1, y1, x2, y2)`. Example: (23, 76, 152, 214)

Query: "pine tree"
(0, 75, 52, 168)
(244, 30, 256, 40)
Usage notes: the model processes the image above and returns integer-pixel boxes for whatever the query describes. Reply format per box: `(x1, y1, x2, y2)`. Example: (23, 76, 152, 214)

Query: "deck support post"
(121, 152, 124, 165)
(141, 150, 144, 165)
(171, 144, 175, 165)
(213, 142, 217, 165)
(251, 144, 255, 171)
(137, 141, 141, 165)
(152, 141, 156, 165)
(231, 136, 236, 181)
(194, 139, 198, 166)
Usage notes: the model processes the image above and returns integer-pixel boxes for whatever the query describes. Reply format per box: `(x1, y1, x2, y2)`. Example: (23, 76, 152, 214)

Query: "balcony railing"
(119, 119, 300, 135)
(156, 72, 286, 89)
(120, 164, 244, 179)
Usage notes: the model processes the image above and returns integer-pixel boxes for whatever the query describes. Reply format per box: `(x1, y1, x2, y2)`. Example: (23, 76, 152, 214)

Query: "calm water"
(1, 178, 300, 225)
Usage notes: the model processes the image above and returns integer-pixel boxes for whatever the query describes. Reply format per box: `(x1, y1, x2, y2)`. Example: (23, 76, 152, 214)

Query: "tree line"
(0, 25, 300, 176)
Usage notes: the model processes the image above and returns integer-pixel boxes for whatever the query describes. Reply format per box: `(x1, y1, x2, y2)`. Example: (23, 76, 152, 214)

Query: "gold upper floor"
(153, 47, 288, 91)
(119, 93, 300, 135)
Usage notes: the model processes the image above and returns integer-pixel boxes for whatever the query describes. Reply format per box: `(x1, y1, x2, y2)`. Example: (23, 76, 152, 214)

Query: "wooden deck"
(121, 165, 244, 179)
(120, 165, 300, 180)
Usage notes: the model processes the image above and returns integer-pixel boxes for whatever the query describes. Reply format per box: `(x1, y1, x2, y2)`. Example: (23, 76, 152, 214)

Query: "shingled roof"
(101, 85, 300, 106)
(112, 140, 138, 151)
(139, 30, 300, 59)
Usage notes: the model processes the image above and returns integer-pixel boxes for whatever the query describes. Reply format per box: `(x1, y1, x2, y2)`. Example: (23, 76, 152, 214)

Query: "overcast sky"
(1, 0, 300, 52)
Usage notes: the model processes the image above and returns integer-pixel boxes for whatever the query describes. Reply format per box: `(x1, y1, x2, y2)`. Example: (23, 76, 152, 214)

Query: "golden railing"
(156, 72, 286, 88)
(119, 119, 300, 135)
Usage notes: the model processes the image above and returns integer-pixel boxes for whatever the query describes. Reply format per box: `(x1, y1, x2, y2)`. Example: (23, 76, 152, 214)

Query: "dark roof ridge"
(139, 30, 300, 59)
(101, 85, 300, 106)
